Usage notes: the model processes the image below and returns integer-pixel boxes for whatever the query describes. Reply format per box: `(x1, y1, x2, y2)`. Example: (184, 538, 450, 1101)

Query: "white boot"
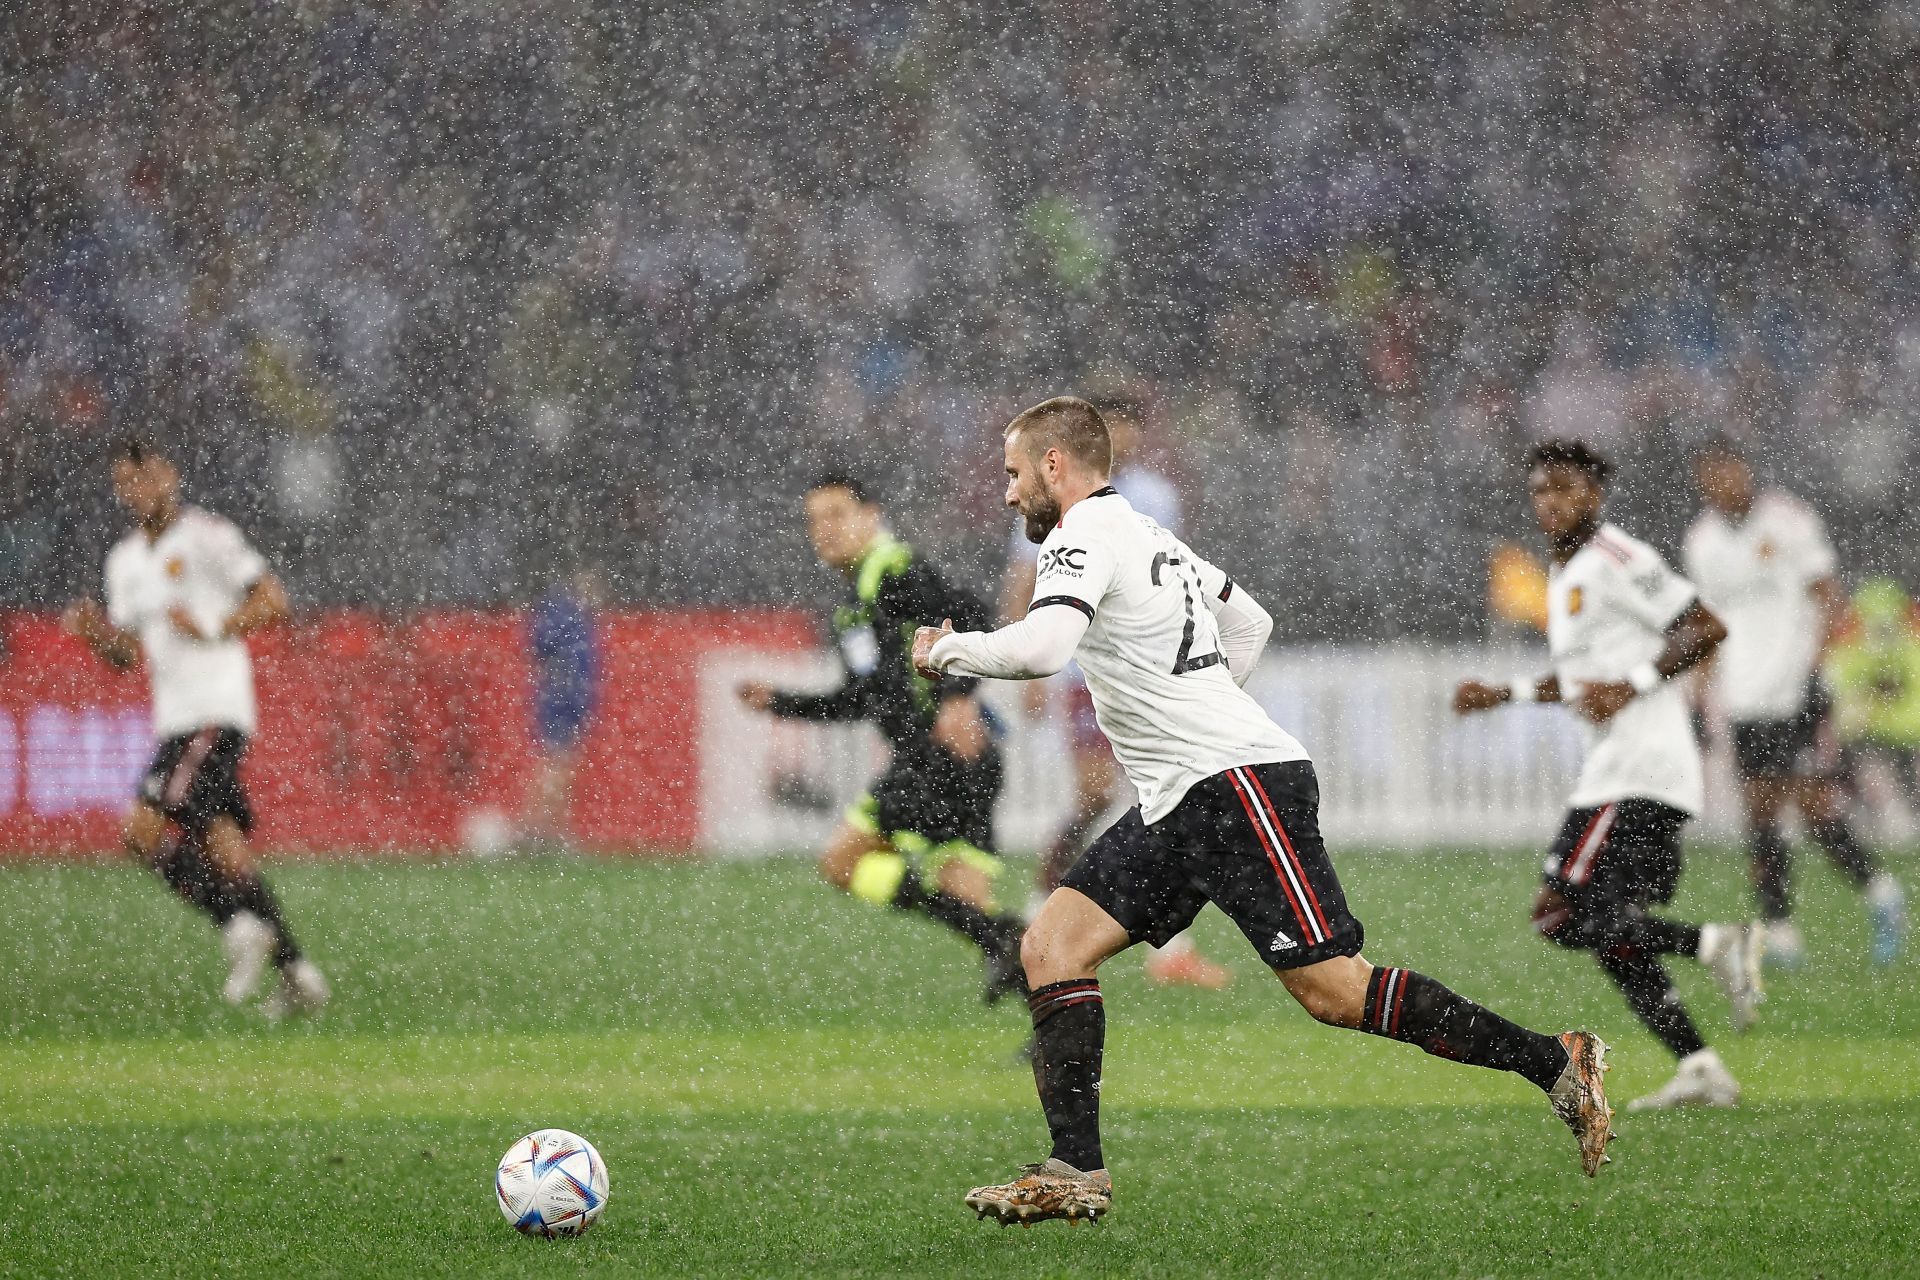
(220, 912, 275, 1005)
(1698, 923, 1763, 1033)
(262, 959, 331, 1022)
(1627, 1048, 1742, 1111)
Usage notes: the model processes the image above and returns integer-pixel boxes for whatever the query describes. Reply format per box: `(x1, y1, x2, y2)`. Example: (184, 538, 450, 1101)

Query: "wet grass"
(0, 848, 1914, 1277)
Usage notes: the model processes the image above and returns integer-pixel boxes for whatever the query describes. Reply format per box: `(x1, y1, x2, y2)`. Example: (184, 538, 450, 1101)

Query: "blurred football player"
(739, 471, 1026, 1004)
(1684, 436, 1905, 967)
(1457, 439, 1755, 1110)
(63, 437, 328, 1018)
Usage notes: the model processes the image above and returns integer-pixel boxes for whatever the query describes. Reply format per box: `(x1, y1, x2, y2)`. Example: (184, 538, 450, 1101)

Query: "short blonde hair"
(1004, 396, 1111, 475)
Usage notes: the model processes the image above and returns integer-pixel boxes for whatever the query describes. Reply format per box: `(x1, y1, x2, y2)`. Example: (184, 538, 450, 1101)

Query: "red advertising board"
(0, 609, 813, 856)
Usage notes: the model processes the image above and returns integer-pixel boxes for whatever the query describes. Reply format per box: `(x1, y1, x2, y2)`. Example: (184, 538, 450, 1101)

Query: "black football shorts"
(1729, 679, 1847, 782)
(139, 727, 254, 836)
(1062, 759, 1364, 970)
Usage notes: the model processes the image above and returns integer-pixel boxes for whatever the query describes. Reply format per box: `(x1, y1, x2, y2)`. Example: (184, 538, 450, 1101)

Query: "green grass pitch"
(0, 846, 1915, 1277)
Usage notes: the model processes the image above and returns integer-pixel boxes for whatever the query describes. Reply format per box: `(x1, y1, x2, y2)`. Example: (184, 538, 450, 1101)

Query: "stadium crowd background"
(3, 0, 1918, 640)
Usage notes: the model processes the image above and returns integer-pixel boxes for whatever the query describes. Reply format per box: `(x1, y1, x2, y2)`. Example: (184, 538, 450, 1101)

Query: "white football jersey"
(1683, 490, 1837, 722)
(1007, 462, 1183, 562)
(105, 506, 269, 738)
(1547, 523, 1703, 815)
(1026, 489, 1307, 822)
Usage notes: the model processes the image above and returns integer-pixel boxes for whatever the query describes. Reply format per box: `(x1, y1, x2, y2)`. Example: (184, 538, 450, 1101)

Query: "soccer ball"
(495, 1129, 609, 1237)
(462, 807, 516, 858)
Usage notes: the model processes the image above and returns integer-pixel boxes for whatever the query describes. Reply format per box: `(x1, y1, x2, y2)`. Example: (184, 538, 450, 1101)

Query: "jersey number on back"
(1149, 552, 1222, 675)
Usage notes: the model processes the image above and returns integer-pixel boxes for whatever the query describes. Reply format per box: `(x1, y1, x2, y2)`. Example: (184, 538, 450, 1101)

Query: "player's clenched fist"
(1452, 679, 1508, 715)
(912, 618, 955, 680)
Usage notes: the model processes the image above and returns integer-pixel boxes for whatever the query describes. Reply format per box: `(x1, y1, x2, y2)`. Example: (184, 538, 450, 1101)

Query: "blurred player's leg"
(1796, 776, 1906, 965)
(1738, 776, 1803, 967)
(825, 820, 1025, 1002)
(203, 817, 327, 1015)
(124, 801, 271, 1004)
(128, 804, 225, 922)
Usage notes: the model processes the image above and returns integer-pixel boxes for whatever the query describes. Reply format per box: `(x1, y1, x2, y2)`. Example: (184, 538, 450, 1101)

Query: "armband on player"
(1507, 677, 1538, 703)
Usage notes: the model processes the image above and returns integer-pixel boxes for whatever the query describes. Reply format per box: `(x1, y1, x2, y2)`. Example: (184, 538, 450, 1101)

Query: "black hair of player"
(1525, 438, 1611, 490)
(115, 435, 164, 466)
(807, 468, 872, 505)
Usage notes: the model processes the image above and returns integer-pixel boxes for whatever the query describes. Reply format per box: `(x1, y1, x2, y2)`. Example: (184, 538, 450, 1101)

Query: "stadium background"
(3, 5, 1919, 1277)
(6, 1, 1920, 858)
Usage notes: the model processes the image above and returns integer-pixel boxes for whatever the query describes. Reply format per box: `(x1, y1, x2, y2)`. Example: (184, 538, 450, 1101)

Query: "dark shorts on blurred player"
(1728, 678, 1849, 783)
(847, 743, 1004, 869)
(1532, 798, 1686, 944)
(1061, 759, 1364, 969)
(139, 727, 254, 836)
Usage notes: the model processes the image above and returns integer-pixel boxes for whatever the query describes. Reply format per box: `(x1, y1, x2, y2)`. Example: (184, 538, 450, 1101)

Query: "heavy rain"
(1, 2, 1915, 1276)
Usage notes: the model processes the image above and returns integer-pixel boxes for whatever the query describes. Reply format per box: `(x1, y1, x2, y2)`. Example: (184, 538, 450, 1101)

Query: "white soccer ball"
(462, 807, 516, 859)
(495, 1128, 609, 1237)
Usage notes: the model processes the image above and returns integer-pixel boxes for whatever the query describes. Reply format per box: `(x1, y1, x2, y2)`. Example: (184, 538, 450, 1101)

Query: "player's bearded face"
(1005, 440, 1061, 544)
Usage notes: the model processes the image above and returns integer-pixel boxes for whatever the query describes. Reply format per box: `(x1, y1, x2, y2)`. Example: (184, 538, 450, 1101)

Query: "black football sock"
(892, 869, 1017, 956)
(1596, 951, 1706, 1060)
(1809, 818, 1878, 889)
(154, 832, 239, 925)
(1362, 967, 1569, 1093)
(1028, 979, 1105, 1171)
(1749, 825, 1793, 920)
(225, 871, 303, 968)
(1611, 915, 1701, 958)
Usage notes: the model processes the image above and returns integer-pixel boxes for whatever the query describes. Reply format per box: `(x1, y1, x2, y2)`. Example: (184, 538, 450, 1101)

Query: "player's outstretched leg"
(1538, 888, 1762, 1034)
(1280, 956, 1615, 1177)
(204, 818, 328, 1017)
(126, 805, 275, 1005)
(966, 890, 1126, 1225)
(826, 825, 1026, 1002)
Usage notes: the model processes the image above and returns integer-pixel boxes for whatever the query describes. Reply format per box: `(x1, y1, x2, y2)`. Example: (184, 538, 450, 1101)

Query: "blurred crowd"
(4, 0, 1918, 638)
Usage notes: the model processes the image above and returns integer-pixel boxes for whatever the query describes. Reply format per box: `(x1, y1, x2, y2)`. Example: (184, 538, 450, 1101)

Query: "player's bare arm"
(1575, 598, 1727, 725)
(62, 599, 141, 669)
(168, 574, 290, 642)
(1453, 673, 1562, 714)
(224, 574, 291, 638)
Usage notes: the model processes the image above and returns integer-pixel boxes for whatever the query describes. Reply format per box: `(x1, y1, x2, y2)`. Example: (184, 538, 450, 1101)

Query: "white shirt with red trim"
(950, 489, 1305, 823)
(1548, 522, 1703, 815)
(1683, 489, 1838, 722)
(105, 506, 268, 739)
